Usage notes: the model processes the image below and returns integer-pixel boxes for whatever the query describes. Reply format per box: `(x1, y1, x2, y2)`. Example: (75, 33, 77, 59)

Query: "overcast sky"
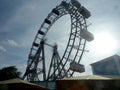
(0, 0, 120, 77)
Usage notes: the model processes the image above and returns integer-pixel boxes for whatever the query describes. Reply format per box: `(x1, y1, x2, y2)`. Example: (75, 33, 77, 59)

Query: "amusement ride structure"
(23, 0, 94, 82)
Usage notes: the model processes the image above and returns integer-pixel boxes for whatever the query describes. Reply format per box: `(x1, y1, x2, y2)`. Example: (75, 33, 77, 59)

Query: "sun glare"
(91, 32, 118, 54)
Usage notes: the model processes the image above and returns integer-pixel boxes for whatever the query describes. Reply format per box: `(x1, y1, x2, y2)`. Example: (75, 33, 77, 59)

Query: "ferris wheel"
(23, 0, 94, 82)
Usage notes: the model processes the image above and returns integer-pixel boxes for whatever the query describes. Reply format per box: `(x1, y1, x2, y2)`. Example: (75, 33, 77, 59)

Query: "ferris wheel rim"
(24, 0, 90, 81)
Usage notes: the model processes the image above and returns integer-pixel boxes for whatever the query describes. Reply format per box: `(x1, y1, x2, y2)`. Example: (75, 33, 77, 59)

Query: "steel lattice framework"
(23, 0, 93, 82)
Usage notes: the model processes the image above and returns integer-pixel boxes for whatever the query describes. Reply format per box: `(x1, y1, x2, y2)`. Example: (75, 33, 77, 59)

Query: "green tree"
(0, 66, 21, 81)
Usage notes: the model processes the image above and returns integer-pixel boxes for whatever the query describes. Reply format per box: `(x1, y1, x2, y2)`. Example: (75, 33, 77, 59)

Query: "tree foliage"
(0, 66, 21, 81)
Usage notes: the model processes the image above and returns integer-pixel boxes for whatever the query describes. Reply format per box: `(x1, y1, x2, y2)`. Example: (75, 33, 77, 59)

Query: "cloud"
(7, 39, 19, 47)
(0, 45, 6, 52)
